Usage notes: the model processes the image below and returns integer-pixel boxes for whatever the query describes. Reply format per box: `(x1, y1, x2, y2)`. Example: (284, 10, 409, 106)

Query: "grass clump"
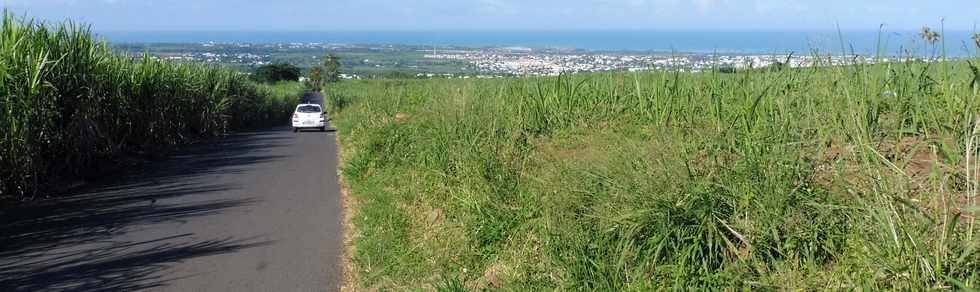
(0, 14, 303, 197)
(329, 55, 980, 289)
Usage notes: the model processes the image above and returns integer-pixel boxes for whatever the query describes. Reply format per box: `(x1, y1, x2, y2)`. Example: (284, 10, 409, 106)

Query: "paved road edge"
(334, 132, 358, 292)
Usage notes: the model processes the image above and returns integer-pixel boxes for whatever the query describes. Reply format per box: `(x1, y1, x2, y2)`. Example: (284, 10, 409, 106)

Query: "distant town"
(421, 49, 909, 76)
(113, 42, 944, 79)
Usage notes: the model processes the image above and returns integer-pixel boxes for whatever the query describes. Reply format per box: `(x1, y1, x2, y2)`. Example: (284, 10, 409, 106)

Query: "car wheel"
(320, 126, 326, 132)
(293, 128, 299, 133)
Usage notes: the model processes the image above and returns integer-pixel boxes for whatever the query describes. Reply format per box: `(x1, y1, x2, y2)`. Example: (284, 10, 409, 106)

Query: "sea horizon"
(97, 29, 980, 56)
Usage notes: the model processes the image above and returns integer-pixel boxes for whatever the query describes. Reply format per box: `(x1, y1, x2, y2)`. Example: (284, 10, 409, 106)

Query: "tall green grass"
(0, 14, 302, 196)
(330, 57, 980, 289)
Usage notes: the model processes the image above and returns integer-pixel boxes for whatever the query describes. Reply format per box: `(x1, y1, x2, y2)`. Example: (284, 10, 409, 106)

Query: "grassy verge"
(327, 59, 980, 289)
(0, 14, 304, 196)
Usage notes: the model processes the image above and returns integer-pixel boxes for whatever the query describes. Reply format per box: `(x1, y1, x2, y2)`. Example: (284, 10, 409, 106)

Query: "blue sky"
(1, 0, 977, 31)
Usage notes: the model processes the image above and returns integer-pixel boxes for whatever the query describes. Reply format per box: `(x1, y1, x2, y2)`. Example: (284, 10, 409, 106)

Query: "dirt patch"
(881, 136, 942, 178)
(427, 208, 444, 225)
(482, 263, 506, 289)
(814, 135, 980, 222)
(394, 112, 410, 123)
(812, 136, 950, 191)
(812, 138, 858, 191)
(470, 263, 510, 290)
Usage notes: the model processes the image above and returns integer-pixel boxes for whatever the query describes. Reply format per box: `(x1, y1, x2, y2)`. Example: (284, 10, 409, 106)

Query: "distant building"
(339, 73, 360, 80)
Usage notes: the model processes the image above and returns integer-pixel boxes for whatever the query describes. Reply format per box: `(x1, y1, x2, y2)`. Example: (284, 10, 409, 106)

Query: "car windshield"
(297, 105, 321, 113)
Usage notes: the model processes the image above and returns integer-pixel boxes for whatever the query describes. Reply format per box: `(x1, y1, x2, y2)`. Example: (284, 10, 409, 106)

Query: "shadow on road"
(0, 235, 270, 291)
(0, 127, 289, 291)
(295, 128, 337, 133)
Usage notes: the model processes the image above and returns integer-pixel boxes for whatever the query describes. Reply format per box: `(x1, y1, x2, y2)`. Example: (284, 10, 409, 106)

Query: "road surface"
(0, 92, 344, 291)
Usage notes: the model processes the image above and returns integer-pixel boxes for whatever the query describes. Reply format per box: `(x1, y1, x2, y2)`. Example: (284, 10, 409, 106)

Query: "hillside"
(328, 60, 980, 289)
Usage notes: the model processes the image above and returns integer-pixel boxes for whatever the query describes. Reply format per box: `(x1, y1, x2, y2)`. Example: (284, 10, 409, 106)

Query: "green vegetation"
(329, 56, 980, 289)
(331, 50, 475, 78)
(323, 54, 342, 83)
(309, 54, 343, 90)
(0, 14, 303, 196)
(112, 43, 475, 77)
(254, 63, 302, 83)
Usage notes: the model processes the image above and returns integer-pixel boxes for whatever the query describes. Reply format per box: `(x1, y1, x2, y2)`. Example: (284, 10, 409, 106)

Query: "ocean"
(97, 30, 979, 56)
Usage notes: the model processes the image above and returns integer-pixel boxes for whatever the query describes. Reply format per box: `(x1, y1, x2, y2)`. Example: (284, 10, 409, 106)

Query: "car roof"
(296, 104, 321, 107)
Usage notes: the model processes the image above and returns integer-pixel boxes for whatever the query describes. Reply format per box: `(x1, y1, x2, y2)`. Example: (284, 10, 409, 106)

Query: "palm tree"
(919, 26, 941, 58)
(972, 32, 980, 50)
(920, 26, 940, 44)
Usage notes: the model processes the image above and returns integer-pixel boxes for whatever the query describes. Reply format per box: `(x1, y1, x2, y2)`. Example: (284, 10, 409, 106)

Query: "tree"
(972, 32, 980, 50)
(254, 63, 301, 83)
(919, 26, 941, 57)
(322, 54, 342, 83)
(309, 67, 323, 89)
(920, 26, 940, 44)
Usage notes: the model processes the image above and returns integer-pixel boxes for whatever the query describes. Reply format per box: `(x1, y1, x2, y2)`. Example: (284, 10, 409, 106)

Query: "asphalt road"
(0, 92, 344, 291)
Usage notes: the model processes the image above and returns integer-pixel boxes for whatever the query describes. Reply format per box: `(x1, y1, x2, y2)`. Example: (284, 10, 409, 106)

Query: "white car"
(291, 104, 326, 132)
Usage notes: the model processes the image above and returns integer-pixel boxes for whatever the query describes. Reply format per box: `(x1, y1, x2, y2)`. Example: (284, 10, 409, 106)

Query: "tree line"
(252, 54, 342, 89)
